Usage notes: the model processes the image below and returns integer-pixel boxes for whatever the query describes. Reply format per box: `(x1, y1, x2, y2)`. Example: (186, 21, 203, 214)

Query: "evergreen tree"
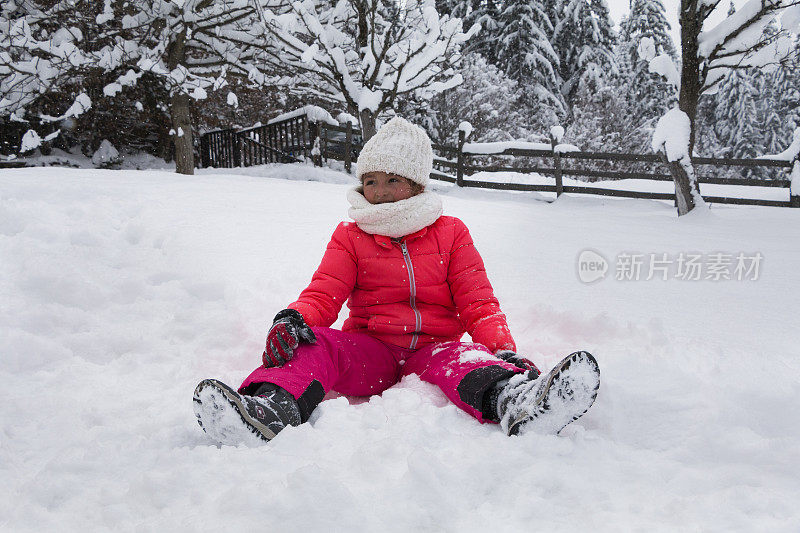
(464, 0, 504, 64)
(496, 0, 564, 124)
(754, 24, 799, 158)
(619, 0, 676, 124)
(714, 67, 760, 158)
(398, 54, 531, 145)
(551, 0, 618, 111)
(777, 41, 800, 136)
(757, 68, 785, 157)
(714, 4, 771, 160)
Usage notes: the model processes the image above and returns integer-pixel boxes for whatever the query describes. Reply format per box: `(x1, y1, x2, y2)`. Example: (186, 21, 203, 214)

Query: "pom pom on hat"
(356, 117, 433, 187)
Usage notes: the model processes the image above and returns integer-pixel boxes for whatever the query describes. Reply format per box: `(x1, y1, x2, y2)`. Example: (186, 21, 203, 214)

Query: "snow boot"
(497, 351, 600, 436)
(193, 379, 302, 446)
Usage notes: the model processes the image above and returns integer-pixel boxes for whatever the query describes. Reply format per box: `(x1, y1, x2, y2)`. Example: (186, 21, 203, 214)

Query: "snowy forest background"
(1, 0, 799, 170)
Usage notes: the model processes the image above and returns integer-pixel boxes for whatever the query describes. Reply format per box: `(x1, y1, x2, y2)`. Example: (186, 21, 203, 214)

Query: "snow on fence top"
(267, 105, 337, 126)
(758, 128, 800, 162)
(463, 140, 580, 155)
(458, 121, 473, 139)
(758, 128, 800, 196)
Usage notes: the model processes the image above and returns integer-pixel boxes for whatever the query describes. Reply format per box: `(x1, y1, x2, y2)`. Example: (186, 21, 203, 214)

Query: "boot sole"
(193, 379, 277, 445)
(507, 351, 600, 436)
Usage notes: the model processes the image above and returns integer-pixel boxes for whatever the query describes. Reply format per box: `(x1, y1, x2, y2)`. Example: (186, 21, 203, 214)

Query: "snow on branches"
(636, 0, 800, 215)
(1, 0, 271, 156)
(254, 0, 478, 138)
(639, 0, 800, 97)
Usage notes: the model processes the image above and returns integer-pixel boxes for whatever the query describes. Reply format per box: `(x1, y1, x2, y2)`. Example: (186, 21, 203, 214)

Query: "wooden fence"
(201, 117, 799, 208)
(200, 112, 322, 168)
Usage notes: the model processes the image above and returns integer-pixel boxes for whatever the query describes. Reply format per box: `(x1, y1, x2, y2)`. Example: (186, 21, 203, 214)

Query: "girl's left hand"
(495, 350, 541, 379)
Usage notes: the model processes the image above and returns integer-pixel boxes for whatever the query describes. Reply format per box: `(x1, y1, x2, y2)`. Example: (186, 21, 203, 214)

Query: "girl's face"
(361, 171, 421, 204)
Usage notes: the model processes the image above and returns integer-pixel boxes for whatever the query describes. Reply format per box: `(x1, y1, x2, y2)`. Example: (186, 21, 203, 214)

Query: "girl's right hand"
(262, 309, 317, 368)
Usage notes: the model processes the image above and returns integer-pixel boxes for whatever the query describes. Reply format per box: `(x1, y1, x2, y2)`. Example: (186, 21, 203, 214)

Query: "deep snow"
(1, 164, 799, 532)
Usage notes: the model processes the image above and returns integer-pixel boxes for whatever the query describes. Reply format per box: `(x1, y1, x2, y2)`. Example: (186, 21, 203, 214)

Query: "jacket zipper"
(396, 240, 421, 349)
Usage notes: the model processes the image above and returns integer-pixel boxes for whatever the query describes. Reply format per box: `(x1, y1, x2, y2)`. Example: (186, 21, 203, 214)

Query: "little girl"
(193, 117, 600, 444)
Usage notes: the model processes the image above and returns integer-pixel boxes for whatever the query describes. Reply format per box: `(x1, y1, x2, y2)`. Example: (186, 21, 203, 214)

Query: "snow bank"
(91, 139, 120, 167)
(2, 165, 800, 531)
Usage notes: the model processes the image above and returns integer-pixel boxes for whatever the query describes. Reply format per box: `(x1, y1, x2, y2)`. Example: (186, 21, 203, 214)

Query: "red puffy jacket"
(288, 215, 516, 353)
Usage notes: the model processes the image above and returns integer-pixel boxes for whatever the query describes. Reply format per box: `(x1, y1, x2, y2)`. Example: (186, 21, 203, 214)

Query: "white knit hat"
(356, 117, 433, 187)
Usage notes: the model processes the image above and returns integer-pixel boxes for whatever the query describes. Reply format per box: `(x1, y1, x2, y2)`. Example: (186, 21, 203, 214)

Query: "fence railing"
(200, 113, 321, 168)
(201, 117, 799, 208)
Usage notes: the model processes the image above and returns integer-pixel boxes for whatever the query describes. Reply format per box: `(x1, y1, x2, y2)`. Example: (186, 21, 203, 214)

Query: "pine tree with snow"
(462, 0, 503, 64)
(717, 69, 760, 158)
(714, 7, 772, 161)
(495, 0, 564, 123)
(398, 53, 534, 145)
(777, 40, 800, 134)
(618, 0, 677, 124)
(756, 70, 786, 159)
(753, 22, 799, 161)
(551, 0, 618, 111)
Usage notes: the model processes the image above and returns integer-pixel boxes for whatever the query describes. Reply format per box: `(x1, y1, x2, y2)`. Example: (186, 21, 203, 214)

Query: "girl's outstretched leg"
(239, 327, 404, 420)
(498, 351, 600, 436)
(195, 328, 403, 445)
(193, 379, 302, 445)
(400, 341, 524, 424)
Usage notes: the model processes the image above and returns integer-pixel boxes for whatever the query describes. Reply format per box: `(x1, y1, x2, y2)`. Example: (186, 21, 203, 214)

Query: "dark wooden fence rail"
(200, 113, 322, 168)
(318, 122, 362, 172)
(201, 117, 799, 208)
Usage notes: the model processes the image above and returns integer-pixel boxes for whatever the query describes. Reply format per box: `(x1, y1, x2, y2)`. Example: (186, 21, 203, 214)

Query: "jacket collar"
(373, 226, 429, 248)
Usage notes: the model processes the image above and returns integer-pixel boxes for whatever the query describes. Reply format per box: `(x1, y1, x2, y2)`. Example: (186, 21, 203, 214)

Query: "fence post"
(657, 151, 679, 207)
(551, 135, 563, 197)
(233, 132, 242, 167)
(456, 129, 465, 187)
(200, 133, 209, 168)
(344, 126, 353, 174)
(308, 121, 321, 166)
(791, 157, 799, 207)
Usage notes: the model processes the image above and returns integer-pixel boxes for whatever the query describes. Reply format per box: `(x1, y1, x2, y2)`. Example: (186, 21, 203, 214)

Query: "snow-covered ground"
(2, 164, 799, 532)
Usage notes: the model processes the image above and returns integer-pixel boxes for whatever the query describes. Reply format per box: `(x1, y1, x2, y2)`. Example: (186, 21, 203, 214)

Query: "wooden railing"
(200, 113, 321, 168)
(202, 117, 799, 208)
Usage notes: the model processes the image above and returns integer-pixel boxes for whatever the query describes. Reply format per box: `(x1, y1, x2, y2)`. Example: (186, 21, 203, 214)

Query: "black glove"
(495, 350, 541, 379)
(262, 309, 317, 368)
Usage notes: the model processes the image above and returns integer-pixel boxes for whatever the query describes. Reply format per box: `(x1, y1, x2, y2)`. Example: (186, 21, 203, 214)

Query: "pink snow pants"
(239, 327, 523, 423)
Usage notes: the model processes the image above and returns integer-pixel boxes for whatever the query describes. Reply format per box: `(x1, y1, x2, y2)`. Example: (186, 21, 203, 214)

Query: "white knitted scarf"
(346, 187, 443, 238)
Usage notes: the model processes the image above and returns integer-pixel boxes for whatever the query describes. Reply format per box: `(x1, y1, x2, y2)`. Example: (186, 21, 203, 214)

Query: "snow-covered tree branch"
(639, 0, 800, 215)
(254, 0, 478, 139)
(1, 0, 275, 173)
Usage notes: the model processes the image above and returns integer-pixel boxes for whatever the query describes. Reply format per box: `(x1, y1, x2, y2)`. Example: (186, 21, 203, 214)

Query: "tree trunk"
(359, 109, 377, 141)
(170, 92, 194, 175)
(167, 28, 194, 175)
(671, 0, 704, 216)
